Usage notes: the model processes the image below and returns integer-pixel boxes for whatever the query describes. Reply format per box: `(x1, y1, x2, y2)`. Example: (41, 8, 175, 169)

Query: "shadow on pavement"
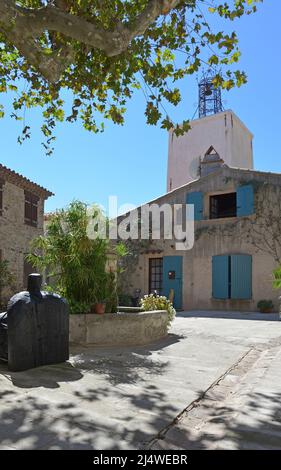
(0, 361, 83, 389)
(0, 381, 180, 449)
(157, 390, 281, 450)
(70, 333, 184, 386)
(0, 333, 186, 449)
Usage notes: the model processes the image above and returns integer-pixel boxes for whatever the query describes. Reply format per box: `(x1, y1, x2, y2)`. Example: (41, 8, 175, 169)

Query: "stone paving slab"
(150, 322, 281, 451)
(0, 311, 281, 450)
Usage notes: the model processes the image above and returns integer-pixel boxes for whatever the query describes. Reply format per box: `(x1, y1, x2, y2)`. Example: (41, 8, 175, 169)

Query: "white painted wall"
(167, 110, 254, 192)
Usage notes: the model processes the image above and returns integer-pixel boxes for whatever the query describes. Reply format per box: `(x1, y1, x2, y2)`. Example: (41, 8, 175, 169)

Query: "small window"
(25, 191, 39, 227)
(0, 179, 3, 216)
(210, 192, 237, 219)
(149, 258, 163, 295)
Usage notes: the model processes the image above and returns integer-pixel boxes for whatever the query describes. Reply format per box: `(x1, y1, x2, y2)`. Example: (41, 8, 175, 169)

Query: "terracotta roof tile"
(0, 163, 54, 199)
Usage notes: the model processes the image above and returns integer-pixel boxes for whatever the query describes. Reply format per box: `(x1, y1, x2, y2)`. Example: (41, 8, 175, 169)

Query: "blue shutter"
(186, 191, 203, 221)
(163, 256, 183, 310)
(237, 185, 254, 217)
(231, 254, 252, 300)
(212, 255, 229, 299)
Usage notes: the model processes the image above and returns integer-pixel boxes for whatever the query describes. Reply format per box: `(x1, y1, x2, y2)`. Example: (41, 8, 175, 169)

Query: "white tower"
(167, 109, 254, 192)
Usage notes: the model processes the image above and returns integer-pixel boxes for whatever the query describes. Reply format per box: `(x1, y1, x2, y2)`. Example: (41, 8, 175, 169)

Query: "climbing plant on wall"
(242, 183, 281, 265)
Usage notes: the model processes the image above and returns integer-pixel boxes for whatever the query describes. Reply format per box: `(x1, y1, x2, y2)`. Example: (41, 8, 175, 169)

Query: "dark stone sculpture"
(0, 273, 69, 371)
(131, 288, 141, 307)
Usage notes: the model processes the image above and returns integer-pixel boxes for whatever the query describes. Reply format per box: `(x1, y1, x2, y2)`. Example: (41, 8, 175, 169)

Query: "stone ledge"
(69, 310, 169, 347)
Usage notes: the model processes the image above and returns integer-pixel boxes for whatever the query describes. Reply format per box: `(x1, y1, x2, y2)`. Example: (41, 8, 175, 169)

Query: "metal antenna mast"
(198, 71, 223, 118)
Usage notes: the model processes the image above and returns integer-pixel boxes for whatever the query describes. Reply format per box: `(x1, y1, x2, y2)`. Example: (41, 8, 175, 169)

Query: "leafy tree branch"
(0, 0, 261, 153)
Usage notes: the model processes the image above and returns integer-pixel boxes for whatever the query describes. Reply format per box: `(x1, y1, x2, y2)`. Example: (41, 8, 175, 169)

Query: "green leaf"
(0, 0, 260, 154)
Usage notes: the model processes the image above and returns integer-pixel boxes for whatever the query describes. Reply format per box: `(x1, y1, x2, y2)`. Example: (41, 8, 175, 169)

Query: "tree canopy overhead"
(0, 0, 261, 154)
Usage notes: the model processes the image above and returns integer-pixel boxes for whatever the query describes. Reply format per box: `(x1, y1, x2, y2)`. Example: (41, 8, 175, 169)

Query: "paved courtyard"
(0, 311, 281, 450)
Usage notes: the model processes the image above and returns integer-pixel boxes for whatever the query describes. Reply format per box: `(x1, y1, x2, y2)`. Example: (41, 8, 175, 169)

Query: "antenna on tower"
(198, 70, 223, 119)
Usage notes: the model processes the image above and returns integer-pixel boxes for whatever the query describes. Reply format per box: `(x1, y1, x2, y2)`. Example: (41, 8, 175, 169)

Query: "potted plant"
(92, 301, 106, 315)
(257, 300, 274, 313)
(27, 201, 126, 315)
(92, 272, 109, 314)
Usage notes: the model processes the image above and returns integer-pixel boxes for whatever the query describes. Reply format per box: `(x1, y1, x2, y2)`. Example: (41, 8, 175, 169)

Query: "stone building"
(167, 110, 254, 192)
(118, 78, 281, 312)
(0, 163, 53, 303)
(118, 163, 281, 312)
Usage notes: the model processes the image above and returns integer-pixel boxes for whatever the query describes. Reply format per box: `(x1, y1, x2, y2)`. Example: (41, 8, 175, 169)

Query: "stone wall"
(69, 310, 169, 346)
(167, 110, 253, 192)
(0, 180, 45, 303)
(119, 167, 281, 312)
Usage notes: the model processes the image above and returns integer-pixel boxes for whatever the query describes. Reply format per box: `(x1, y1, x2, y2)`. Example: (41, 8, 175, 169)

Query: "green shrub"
(68, 299, 92, 315)
(105, 270, 118, 313)
(118, 293, 133, 307)
(140, 294, 176, 325)
(0, 259, 15, 308)
(273, 267, 281, 289)
(27, 200, 124, 314)
(257, 299, 274, 312)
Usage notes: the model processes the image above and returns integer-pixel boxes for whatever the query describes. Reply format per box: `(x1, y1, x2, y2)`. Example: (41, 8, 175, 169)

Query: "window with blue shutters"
(186, 184, 254, 223)
(207, 185, 254, 220)
(210, 192, 237, 219)
(212, 254, 252, 300)
(237, 185, 254, 217)
(186, 191, 203, 221)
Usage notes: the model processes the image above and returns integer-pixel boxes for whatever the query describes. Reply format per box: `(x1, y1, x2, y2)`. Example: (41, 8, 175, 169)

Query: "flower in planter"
(140, 294, 176, 325)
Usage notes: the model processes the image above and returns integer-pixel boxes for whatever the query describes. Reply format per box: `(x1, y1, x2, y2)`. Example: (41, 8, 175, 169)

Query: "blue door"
(163, 256, 183, 309)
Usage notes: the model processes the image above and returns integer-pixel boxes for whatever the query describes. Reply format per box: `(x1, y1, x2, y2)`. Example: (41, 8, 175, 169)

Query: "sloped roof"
(118, 165, 281, 218)
(164, 166, 281, 201)
(0, 163, 53, 200)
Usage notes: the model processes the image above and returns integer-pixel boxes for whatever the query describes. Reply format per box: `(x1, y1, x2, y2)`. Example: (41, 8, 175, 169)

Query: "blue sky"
(0, 0, 280, 213)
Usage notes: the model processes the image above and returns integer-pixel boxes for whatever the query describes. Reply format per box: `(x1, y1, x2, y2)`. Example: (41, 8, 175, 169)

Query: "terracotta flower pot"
(260, 308, 273, 314)
(93, 303, 106, 314)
